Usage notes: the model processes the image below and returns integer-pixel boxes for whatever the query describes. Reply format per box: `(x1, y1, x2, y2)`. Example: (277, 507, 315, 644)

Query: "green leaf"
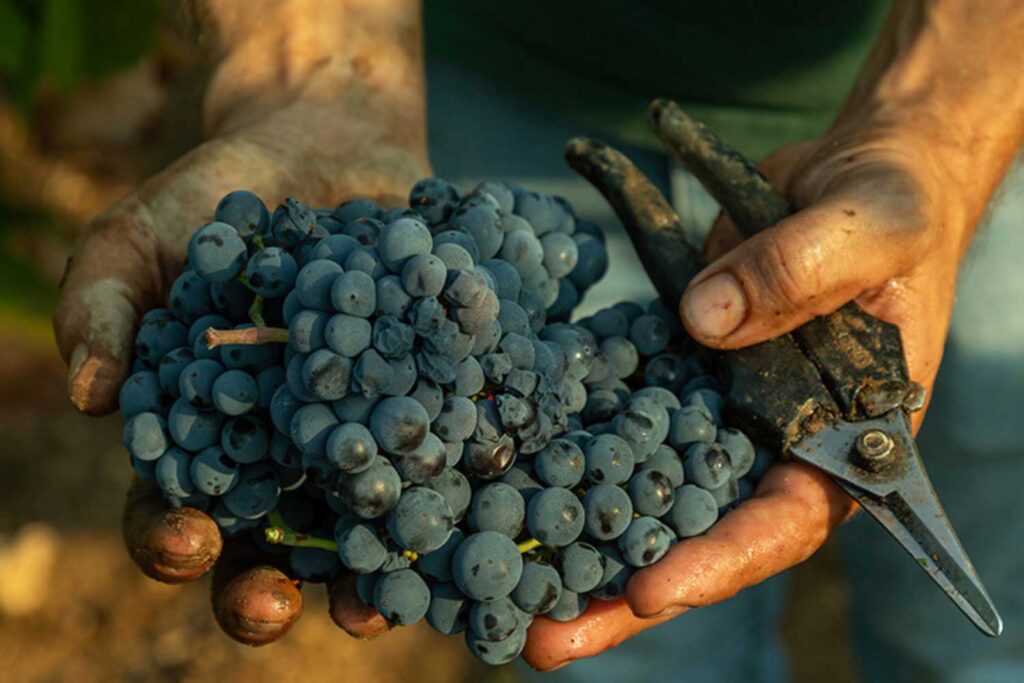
(38, 0, 83, 90)
(0, 0, 29, 73)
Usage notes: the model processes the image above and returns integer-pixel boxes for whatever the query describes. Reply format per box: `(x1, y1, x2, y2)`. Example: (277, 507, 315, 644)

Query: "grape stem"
(205, 326, 289, 349)
(264, 509, 338, 552)
(517, 538, 543, 554)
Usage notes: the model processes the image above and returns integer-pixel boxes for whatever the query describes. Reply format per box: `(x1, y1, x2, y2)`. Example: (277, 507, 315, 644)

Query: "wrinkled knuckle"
(749, 230, 820, 313)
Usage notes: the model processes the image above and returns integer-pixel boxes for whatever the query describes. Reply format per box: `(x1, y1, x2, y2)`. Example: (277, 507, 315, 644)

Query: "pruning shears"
(564, 98, 1002, 637)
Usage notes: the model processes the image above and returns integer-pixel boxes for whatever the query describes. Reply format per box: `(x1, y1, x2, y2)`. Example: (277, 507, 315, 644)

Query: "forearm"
(182, 0, 426, 157)
(833, 0, 1023, 247)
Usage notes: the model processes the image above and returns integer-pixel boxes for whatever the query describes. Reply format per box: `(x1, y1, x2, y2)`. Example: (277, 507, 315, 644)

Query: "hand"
(521, 124, 971, 670)
(55, 70, 428, 643)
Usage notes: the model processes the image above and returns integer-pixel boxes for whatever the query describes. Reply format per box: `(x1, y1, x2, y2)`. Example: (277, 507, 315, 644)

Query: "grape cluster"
(118, 178, 771, 666)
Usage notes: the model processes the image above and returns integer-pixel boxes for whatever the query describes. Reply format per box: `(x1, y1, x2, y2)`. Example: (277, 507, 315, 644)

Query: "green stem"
(248, 295, 266, 327)
(518, 538, 543, 554)
(264, 509, 338, 552)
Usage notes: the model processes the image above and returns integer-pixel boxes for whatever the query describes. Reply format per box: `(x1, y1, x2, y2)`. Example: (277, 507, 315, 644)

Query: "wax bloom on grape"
(116, 178, 772, 666)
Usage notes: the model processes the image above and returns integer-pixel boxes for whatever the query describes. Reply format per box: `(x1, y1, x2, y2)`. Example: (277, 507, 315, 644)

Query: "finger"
(212, 539, 304, 646)
(54, 202, 166, 414)
(680, 188, 927, 349)
(702, 140, 820, 261)
(626, 460, 856, 619)
(522, 599, 681, 672)
(328, 574, 392, 640)
(122, 477, 223, 583)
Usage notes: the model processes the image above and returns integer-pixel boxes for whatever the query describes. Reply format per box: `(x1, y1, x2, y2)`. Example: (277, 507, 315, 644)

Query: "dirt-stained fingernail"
(682, 272, 747, 340)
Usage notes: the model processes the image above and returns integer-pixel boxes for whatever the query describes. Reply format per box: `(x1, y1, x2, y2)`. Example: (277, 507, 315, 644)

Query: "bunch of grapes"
(118, 177, 769, 665)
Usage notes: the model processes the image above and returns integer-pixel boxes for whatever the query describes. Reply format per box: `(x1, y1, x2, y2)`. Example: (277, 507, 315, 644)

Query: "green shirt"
(424, 1, 890, 159)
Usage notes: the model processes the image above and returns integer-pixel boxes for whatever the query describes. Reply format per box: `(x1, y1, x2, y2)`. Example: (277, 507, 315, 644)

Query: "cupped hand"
(522, 125, 971, 670)
(56, 88, 428, 644)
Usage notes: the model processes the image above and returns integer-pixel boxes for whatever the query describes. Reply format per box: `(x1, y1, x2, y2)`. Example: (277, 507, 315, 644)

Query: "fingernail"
(682, 272, 747, 340)
(68, 343, 89, 395)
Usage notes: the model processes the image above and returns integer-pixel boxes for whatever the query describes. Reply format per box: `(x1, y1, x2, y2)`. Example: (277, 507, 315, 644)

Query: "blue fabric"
(426, 55, 1024, 683)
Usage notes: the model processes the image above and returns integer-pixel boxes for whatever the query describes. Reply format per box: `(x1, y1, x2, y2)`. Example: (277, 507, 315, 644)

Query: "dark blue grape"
(334, 198, 381, 224)
(288, 309, 329, 354)
(168, 398, 224, 450)
(335, 521, 387, 573)
(618, 516, 674, 568)
(155, 447, 195, 497)
(373, 568, 431, 626)
(497, 299, 530, 337)
(526, 487, 584, 547)
(269, 384, 301, 434)
(393, 432, 447, 484)
(378, 216, 432, 273)
(583, 434, 635, 485)
(640, 444, 685, 488)
(190, 445, 239, 495)
(326, 422, 377, 473)
(419, 527, 465, 582)
(209, 369, 257, 415)
(215, 190, 269, 239)
(667, 484, 719, 537)
(426, 582, 470, 635)
(169, 269, 213, 322)
(295, 259, 342, 310)
(469, 596, 521, 642)
(512, 561, 562, 615)
(245, 247, 297, 297)
(669, 405, 717, 450)
(684, 387, 725, 423)
(270, 198, 317, 247)
(331, 394, 379, 426)
(123, 412, 169, 461)
(416, 349, 458, 385)
(582, 484, 633, 541)
(556, 542, 604, 592)
(540, 232, 579, 278)
(451, 201, 502, 260)
(453, 357, 484, 397)
(468, 483, 524, 538)
(568, 233, 608, 290)
(290, 403, 338, 455)
(222, 462, 280, 519)
(591, 545, 632, 600)
(409, 177, 460, 224)
(628, 469, 675, 517)
(387, 486, 454, 554)
(498, 230, 543, 278)
(221, 414, 269, 463)
(546, 588, 588, 623)
(188, 221, 247, 282)
(339, 458, 402, 519)
(425, 468, 471, 524)
(384, 353, 417, 396)
(375, 274, 413, 317)
(255, 365, 286, 409)
(684, 442, 733, 490)
(209, 278, 253, 321)
(324, 314, 371, 357)
(301, 349, 351, 401)
(644, 353, 688, 391)
(453, 531, 523, 602)
(135, 316, 187, 368)
(157, 348, 194, 399)
(330, 270, 376, 317)
(629, 314, 671, 357)
(585, 308, 629, 340)
(717, 428, 755, 478)
(534, 438, 585, 488)
(401, 253, 447, 297)
(369, 396, 429, 455)
(311, 234, 360, 265)
(432, 230, 480, 263)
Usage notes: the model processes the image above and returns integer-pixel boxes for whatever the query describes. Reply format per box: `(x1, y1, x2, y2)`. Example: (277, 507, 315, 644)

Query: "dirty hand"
(53, 0, 426, 645)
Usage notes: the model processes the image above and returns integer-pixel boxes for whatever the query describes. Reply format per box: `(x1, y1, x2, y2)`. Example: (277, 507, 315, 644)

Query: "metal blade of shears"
(788, 410, 1003, 637)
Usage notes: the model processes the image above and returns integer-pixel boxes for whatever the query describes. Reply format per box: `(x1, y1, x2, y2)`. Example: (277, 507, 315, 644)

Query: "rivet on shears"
(856, 429, 895, 468)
